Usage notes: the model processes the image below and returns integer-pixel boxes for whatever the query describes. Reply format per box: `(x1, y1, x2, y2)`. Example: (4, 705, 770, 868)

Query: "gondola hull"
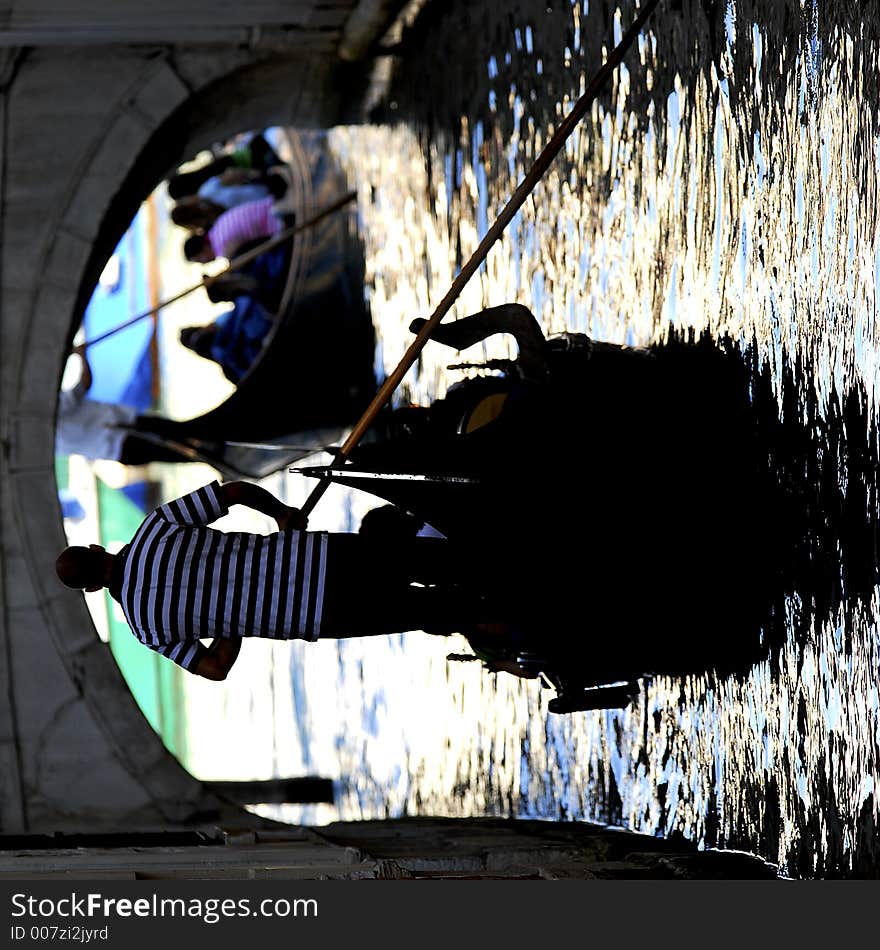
(302, 332, 794, 703)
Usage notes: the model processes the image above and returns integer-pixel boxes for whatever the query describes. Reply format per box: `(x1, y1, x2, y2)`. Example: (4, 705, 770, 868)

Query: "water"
(282, 0, 880, 878)
(67, 0, 880, 879)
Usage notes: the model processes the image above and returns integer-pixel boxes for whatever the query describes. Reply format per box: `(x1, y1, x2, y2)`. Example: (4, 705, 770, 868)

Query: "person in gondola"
(169, 195, 226, 233)
(56, 345, 195, 466)
(196, 166, 289, 209)
(178, 293, 273, 386)
(166, 130, 284, 201)
(183, 196, 295, 264)
(202, 238, 292, 314)
(170, 169, 290, 234)
(54, 480, 503, 681)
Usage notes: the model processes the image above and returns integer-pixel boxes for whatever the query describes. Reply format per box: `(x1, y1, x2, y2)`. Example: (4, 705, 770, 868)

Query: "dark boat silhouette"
(294, 319, 880, 712)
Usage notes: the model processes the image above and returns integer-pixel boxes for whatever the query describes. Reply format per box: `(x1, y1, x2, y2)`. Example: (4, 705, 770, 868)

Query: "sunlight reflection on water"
(266, 0, 880, 880)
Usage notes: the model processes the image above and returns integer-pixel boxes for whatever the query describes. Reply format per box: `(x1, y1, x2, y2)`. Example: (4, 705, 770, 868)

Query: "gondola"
(128, 128, 378, 479)
(293, 323, 839, 712)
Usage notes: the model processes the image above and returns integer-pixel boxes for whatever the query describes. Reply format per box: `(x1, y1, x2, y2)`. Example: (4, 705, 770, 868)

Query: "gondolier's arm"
(220, 480, 307, 530)
(193, 638, 241, 681)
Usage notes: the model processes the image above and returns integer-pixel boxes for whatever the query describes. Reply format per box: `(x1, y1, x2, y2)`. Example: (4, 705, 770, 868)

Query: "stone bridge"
(0, 0, 412, 834)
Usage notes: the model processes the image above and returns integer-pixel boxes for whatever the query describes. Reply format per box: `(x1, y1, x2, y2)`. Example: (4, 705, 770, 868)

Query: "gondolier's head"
(183, 233, 215, 264)
(55, 544, 110, 592)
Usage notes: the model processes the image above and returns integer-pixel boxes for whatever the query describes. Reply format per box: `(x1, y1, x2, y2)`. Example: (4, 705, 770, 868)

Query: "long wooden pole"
(300, 0, 662, 516)
(81, 190, 358, 350)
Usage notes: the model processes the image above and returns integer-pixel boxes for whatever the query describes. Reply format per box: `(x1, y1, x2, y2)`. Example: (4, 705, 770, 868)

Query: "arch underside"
(0, 3, 402, 832)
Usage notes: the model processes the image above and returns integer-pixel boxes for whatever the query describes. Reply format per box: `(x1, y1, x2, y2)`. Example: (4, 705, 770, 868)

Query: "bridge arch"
(0, 5, 400, 832)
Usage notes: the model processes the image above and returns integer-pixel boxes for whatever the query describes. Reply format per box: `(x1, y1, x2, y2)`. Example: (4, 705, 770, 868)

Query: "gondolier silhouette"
(55, 480, 504, 680)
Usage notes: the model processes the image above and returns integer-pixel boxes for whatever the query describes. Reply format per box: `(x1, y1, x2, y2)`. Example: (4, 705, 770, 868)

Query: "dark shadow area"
(318, 325, 879, 714)
(352, 0, 880, 879)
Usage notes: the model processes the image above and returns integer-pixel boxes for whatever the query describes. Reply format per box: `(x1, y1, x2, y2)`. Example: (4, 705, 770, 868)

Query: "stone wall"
(0, 817, 781, 879)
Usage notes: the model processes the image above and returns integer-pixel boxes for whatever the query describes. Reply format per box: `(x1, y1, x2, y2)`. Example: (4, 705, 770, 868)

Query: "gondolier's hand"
(276, 505, 308, 531)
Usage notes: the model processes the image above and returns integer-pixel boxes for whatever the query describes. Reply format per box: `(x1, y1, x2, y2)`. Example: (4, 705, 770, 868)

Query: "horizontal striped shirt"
(118, 481, 327, 672)
(207, 195, 282, 260)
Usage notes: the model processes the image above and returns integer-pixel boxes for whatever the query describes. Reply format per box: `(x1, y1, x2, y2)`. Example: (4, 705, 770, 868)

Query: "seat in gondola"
(132, 128, 378, 479)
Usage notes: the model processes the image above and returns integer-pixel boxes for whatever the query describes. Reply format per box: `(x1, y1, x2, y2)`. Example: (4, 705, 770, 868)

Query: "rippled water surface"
(171, 0, 880, 879)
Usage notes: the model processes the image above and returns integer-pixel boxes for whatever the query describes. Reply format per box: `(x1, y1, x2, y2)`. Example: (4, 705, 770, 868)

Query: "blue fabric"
(242, 244, 289, 290)
(197, 177, 271, 210)
(209, 296, 273, 384)
(119, 345, 154, 410)
(58, 490, 86, 522)
(238, 244, 291, 314)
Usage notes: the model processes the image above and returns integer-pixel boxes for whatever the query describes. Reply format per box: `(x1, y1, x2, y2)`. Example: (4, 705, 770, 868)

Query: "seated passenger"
(183, 196, 294, 263)
(170, 195, 225, 232)
(197, 167, 289, 209)
(205, 243, 293, 315)
(171, 171, 287, 235)
(179, 295, 273, 385)
(167, 130, 283, 200)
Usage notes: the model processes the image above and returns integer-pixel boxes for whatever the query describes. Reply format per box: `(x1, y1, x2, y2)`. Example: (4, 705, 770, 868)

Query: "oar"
(80, 189, 358, 350)
(298, 0, 663, 516)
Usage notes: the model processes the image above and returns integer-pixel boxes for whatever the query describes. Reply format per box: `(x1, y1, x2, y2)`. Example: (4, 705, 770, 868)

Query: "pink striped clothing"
(207, 196, 282, 260)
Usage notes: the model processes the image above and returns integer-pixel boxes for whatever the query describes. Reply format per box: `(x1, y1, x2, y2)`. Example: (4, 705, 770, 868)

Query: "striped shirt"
(206, 196, 282, 260)
(118, 481, 327, 672)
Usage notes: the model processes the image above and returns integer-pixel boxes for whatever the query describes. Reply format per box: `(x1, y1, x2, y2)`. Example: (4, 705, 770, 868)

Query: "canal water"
(302, 0, 880, 878)
(60, 0, 880, 879)
(310, 0, 880, 877)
